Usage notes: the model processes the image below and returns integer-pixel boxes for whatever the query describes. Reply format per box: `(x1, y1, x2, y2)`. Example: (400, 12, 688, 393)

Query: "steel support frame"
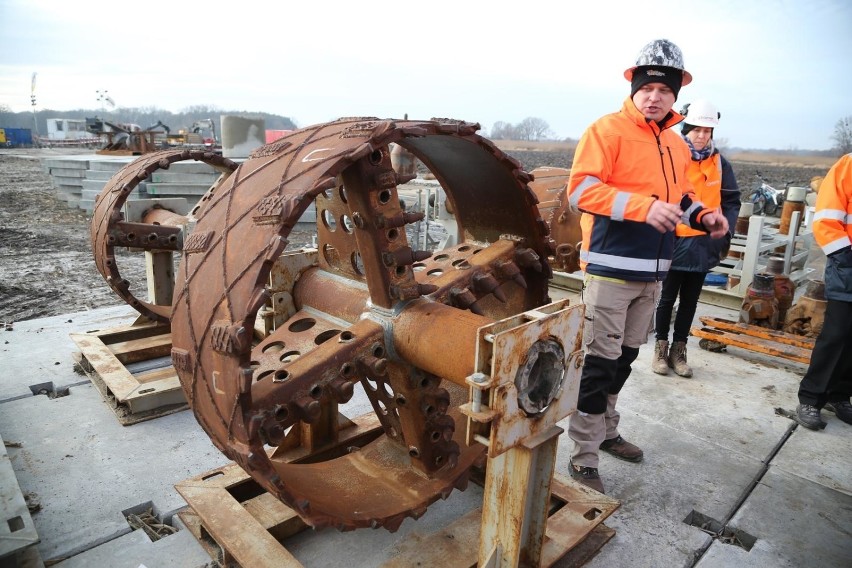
(462, 300, 584, 567)
(479, 426, 561, 567)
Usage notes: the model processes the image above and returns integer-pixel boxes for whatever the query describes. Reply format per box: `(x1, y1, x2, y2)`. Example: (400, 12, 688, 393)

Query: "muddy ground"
(0, 149, 832, 323)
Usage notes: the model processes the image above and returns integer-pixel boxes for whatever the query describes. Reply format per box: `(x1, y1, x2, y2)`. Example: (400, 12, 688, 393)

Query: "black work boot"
(569, 459, 605, 494)
(796, 404, 827, 430)
(825, 401, 852, 425)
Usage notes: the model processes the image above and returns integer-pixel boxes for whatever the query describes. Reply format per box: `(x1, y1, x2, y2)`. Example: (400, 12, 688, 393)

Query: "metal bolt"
(470, 372, 488, 413)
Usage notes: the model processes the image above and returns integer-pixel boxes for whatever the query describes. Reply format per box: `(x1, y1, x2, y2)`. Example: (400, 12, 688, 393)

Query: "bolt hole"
(274, 370, 290, 382)
(314, 329, 341, 345)
(279, 351, 300, 363)
(262, 341, 285, 353)
(372, 344, 385, 358)
(387, 228, 399, 241)
(322, 209, 337, 232)
(288, 318, 316, 332)
(431, 431, 441, 442)
(408, 447, 420, 458)
(339, 331, 355, 342)
(310, 385, 322, 399)
(275, 406, 289, 421)
(395, 394, 407, 406)
(378, 189, 391, 204)
(369, 149, 383, 165)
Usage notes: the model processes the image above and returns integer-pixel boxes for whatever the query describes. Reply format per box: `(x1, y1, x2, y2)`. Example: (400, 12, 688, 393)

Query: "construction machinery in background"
(85, 117, 166, 155)
(164, 118, 218, 148)
(85, 117, 220, 154)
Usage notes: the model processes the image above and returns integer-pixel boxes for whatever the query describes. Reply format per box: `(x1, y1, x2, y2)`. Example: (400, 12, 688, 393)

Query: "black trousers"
(798, 298, 852, 407)
(655, 270, 706, 343)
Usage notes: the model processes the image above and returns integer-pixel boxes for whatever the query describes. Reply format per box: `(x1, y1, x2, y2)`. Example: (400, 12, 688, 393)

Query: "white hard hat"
(682, 99, 720, 128)
(624, 39, 693, 86)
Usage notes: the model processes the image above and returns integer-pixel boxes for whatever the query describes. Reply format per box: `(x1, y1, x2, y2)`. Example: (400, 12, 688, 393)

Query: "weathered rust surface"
(528, 166, 582, 273)
(169, 118, 554, 531)
(90, 149, 238, 322)
(692, 316, 814, 364)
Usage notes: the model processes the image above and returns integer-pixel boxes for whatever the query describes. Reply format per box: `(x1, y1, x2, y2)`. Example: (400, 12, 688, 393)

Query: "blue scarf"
(683, 136, 715, 161)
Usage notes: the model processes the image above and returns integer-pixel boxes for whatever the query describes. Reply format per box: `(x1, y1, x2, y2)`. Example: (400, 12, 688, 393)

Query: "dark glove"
(720, 232, 732, 260)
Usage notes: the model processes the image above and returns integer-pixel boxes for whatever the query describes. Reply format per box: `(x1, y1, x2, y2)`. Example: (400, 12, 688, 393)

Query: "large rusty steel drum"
(163, 118, 555, 531)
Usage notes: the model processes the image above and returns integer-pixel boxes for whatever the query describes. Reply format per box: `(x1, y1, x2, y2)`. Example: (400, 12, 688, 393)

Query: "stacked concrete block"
(40, 154, 317, 223)
(42, 156, 92, 208)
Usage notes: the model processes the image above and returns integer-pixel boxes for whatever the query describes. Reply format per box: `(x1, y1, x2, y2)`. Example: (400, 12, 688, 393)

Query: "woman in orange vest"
(652, 100, 740, 377)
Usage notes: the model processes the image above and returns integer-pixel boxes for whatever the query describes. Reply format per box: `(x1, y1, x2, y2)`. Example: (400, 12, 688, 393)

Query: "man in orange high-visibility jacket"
(566, 39, 729, 494)
(796, 153, 852, 430)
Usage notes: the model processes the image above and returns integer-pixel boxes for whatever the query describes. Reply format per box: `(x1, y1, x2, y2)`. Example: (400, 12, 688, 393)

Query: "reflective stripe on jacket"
(670, 152, 741, 272)
(814, 153, 852, 301)
(568, 97, 708, 281)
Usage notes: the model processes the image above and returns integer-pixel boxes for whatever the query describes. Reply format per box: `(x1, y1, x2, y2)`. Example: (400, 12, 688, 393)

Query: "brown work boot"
(569, 459, 605, 493)
(599, 435, 644, 462)
(669, 341, 693, 378)
(652, 340, 670, 375)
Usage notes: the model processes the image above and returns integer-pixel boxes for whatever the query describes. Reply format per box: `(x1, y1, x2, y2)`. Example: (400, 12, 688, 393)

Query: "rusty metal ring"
(90, 149, 238, 322)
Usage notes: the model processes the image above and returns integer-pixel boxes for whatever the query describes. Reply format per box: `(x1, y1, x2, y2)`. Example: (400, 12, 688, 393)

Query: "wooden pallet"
(176, 432, 619, 568)
(70, 319, 186, 425)
(691, 316, 815, 364)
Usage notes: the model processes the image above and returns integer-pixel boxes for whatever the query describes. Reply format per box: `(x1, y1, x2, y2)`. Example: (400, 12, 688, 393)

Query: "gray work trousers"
(569, 276, 659, 468)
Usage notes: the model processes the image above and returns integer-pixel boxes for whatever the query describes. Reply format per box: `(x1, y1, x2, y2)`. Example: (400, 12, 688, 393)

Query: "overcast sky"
(1, 0, 850, 150)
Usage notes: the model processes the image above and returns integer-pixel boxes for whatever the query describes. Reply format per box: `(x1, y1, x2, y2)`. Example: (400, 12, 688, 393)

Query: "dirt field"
(0, 148, 834, 323)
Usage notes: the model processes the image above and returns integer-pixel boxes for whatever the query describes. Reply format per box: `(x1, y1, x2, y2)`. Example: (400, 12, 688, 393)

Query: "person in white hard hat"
(566, 39, 729, 493)
(652, 99, 740, 378)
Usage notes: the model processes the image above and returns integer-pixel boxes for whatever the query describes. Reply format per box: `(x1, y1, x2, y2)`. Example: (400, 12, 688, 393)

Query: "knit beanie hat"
(630, 65, 683, 99)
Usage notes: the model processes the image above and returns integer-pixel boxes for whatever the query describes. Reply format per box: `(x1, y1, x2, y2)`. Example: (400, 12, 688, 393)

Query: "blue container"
(704, 273, 728, 287)
(1, 127, 34, 147)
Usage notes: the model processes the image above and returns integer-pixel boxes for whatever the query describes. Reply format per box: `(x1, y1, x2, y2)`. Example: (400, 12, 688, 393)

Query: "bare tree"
(490, 121, 518, 140)
(517, 117, 552, 141)
(831, 116, 852, 156)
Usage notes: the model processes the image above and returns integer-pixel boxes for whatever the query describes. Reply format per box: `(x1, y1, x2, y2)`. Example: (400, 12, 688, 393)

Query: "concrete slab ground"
(0, 297, 849, 567)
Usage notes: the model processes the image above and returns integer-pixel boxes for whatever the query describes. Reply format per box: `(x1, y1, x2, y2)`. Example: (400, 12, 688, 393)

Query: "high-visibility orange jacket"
(568, 97, 710, 281)
(813, 152, 852, 301)
(670, 150, 740, 272)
